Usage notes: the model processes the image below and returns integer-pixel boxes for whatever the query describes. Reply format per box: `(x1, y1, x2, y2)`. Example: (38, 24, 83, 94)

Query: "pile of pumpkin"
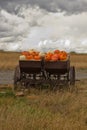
(19, 49, 68, 61)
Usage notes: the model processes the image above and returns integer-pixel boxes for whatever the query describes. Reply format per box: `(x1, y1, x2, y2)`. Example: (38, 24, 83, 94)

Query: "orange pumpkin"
(48, 52, 53, 57)
(21, 51, 29, 56)
(45, 55, 51, 61)
(60, 51, 67, 56)
(51, 54, 59, 61)
(35, 52, 39, 56)
(21, 49, 68, 61)
(34, 55, 41, 60)
(45, 52, 53, 61)
(59, 52, 67, 60)
(54, 49, 60, 54)
(26, 55, 33, 60)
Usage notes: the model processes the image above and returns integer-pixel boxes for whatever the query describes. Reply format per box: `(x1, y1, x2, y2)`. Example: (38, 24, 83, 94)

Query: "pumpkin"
(45, 52, 53, 61)
(60, 51, 67, 56)
(59, 52, 67, 60)
(39, 52, 45, 58)
(19, 55, 26, 60)
(54, 49, 60, 54)
(21, 51, 29, 56)
(48, 52, 53, 57)
(35, 52, 39, 56)
(51, 54, 59, 61)
(21, 49, 68, 61)
(45, 55, 51, 61)
(34, 55, 41, 60)
(26, 55, 33, 60)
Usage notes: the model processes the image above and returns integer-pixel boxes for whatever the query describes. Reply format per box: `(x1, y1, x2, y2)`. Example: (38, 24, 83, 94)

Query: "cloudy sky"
(0, 0, 87, 53)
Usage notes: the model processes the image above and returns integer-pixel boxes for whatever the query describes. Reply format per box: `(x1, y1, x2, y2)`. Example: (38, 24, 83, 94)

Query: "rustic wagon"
(14, 56, 75, 91)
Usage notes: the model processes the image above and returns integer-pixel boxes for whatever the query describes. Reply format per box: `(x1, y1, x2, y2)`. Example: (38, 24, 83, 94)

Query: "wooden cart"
(14, 57, 75, 91)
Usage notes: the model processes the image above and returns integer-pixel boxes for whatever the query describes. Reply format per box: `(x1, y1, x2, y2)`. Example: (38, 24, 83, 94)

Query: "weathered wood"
(13, 57, 75, 91)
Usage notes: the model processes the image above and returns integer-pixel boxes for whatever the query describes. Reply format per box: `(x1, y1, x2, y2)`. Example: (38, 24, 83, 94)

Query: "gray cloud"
(0, 0, 87, 14)
(0, 0, 87, 53)
(0, 9, 29, 46)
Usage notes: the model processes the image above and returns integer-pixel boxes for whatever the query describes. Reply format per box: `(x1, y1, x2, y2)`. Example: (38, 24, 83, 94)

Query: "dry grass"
(0, 80, 87, 130)
(0, 51, 87, 130)
(0, 51, 20, 70)
(0, 51, 87, 70)
(70, 53, 87, 69)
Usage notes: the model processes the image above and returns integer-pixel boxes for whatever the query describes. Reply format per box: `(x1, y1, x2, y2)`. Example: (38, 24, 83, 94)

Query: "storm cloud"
(0, 0, 87, 52)
(0, 0, 87, 14)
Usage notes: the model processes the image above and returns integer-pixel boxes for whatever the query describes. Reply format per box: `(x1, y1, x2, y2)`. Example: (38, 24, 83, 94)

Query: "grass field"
(0, 51, 87, 130)
(0, 51, 20, 70)
(70, 53, 87, 69)
(0, 80, 87, 130)
(0, 51, 87, 70)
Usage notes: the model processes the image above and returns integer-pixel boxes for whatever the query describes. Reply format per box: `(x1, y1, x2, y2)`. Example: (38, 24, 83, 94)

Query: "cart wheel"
(13, 65, 21, 91)
(69, 66, 75, 85)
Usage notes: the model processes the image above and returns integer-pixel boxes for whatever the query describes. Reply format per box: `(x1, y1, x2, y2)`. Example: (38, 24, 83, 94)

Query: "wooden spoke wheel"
(13, 65, 21, 91)
(69, 66, 75, 85)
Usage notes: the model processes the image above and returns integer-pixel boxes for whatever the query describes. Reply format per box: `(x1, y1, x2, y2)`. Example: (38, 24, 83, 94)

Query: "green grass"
(0, 80, 87, 130)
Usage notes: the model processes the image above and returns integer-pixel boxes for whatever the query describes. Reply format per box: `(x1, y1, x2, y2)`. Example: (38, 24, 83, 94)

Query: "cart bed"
(19, 60, 42, 74)
(44, 60, 70, 74)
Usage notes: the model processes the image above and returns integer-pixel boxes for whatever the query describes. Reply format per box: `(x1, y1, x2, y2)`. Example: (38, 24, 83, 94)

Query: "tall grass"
(0, 52, 87, 129)
(0, 80, 87, 130)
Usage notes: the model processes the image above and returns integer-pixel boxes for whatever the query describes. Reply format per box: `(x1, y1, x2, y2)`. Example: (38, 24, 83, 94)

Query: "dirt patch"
(76, 69, 87, 80)
(0, 70, 14, 84)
